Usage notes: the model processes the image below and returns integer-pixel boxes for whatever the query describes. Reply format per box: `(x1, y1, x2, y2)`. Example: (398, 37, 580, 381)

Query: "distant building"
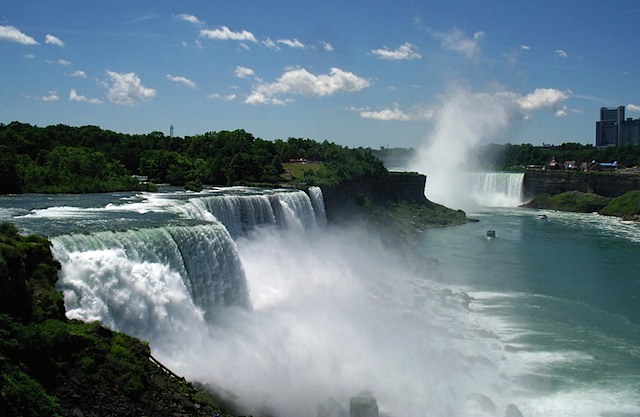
(596, 106, 640, 146)
(170, 125, 174, 138)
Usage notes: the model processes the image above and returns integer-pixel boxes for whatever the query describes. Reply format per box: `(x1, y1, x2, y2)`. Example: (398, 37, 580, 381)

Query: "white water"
(36, 186, 524, 416)
(4, 185, 637, 416)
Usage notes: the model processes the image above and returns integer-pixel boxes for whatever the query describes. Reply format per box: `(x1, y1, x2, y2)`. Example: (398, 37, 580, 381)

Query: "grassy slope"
(525, 190, 640, 220)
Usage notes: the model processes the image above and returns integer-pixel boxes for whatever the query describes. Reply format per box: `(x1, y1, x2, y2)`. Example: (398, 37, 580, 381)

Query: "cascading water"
(469, 172, 525, 208)
(165, 188, 321, 238)
(51, 224, 249, 342)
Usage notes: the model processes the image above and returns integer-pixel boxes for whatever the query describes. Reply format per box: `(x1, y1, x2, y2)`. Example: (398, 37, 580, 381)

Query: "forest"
(3, 121, 640, 195)
(0, 122, 386, 194)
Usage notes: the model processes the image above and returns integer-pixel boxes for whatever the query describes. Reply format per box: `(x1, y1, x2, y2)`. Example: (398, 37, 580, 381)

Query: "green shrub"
(1, 364, 61, 417)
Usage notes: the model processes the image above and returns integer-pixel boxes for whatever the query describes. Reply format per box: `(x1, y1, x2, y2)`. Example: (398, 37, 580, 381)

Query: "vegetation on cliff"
(524, 190, 640, 220)
(0, 222, 234, 417)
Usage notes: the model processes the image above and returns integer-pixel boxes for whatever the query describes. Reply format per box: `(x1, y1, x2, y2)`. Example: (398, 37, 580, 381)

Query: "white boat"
(536, 214, 548, 221)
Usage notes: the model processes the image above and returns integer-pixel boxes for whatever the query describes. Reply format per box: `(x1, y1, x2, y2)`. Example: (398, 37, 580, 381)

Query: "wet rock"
(505, 403, 524, 417)
(350, 393, 378, 417)
(466, 393, 497, 415)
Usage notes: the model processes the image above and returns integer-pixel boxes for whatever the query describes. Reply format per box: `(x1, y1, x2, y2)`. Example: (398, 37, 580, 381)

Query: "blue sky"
(1, 0, 639, 148)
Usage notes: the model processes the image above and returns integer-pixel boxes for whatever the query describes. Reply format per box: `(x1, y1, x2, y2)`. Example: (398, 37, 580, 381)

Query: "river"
(0, 184, 638, 417)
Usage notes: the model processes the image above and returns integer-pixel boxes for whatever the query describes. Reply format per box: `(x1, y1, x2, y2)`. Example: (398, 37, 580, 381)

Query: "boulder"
(350, 394, 378, 417)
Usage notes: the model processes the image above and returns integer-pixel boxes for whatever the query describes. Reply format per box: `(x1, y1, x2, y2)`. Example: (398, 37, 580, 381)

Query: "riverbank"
(523, 190, 640, 221)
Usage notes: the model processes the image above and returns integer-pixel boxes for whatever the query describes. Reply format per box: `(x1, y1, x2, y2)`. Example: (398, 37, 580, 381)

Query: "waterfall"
(469, 172, 524, 207)
(52, 224, 249, 342)
(49, 187, 327, 345)
(170, 188, 325, 238)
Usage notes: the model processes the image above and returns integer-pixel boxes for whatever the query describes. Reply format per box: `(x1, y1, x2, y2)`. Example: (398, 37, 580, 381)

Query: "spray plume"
(407, 85, 568, 212)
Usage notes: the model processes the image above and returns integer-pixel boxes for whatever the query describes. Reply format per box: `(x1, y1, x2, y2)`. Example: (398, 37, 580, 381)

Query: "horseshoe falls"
(1, 186, 639, 417)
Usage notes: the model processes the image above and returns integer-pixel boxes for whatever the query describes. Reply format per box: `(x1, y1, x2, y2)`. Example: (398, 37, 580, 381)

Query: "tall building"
(596, 106, 640, 146)
(170, 124, 174, 138)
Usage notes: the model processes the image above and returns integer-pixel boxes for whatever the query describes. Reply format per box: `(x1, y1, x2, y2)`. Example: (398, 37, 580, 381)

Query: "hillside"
(0, 222, 235, 417)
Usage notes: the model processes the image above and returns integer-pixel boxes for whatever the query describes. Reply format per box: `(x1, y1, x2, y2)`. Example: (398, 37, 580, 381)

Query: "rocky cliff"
(320, 172, 468, 241)
(321, 171, 430, 221)
(523, 171, 640, 199)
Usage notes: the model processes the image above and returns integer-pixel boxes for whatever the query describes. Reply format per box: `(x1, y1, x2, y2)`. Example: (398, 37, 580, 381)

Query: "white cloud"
(627, 104, 640, 113)
(521, 45, 531, 50)
(516, 88, 569, 113)
(46, 59, 71, 65)
(235, 66, 255, 78)
(0, 25, 39, 45)
(370, 42, 421, 61)
(166, 74, 196, 88)
(23, 54, 35, 59)
(277, 38, 305, 49)
(245, 67, 371, 105)
(45, 34, 64, 47)
(177, 14, 202, 25)
(320, 41, 334, 52)
(103, 71, 156, 106)
(69, 70, 87, 78)
(432, 28, 484, 59)
(69, 89, 103, 104)
(208, 93, 236, 101)
(555, 49, 568, 58)
(262, 38, 279, 50)
(360, 105, 433, 121)
(42, 91, 59, 101)
(200, 26, 257, 43)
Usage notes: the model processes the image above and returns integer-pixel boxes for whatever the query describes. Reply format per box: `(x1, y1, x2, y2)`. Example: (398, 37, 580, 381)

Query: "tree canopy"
(0, 122, 388, 193)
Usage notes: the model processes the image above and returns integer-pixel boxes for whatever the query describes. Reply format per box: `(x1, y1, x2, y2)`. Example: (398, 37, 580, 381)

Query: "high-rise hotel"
(596, 106, 640, 147)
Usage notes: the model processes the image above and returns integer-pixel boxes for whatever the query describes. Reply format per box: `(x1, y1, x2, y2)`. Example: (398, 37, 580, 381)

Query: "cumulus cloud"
(69, 70, 87, 78)
(200, 26, 257, 43)
(103, 71, 156, 106)
(45, 34, 64, 46)
(627, 104, 640, 113)
(166, 74, 196, 88)
(235, 66, 255, 79)
(245, 67, 371, 105)
(69, 89, 103, 104)
(514, 88, 569, 115)
(370, 42, 421, 60)
(360, 105, 433, 121)
(432, 28, 484, 59)
(277, 38, 305, 49)
(177, 14, 202, 25)
(555, 49, 568, 58)
(0, 25, 39, 45)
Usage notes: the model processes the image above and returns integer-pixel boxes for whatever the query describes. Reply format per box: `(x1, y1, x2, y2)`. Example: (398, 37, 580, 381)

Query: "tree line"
(478, 142, 640, 170)
(373, 143, 640, 171)
(0, 122, 387, 194)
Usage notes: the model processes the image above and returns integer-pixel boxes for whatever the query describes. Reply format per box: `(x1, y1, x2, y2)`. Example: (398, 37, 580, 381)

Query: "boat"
(536, 214, 548, 221)
(486, 230, 496, 238)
